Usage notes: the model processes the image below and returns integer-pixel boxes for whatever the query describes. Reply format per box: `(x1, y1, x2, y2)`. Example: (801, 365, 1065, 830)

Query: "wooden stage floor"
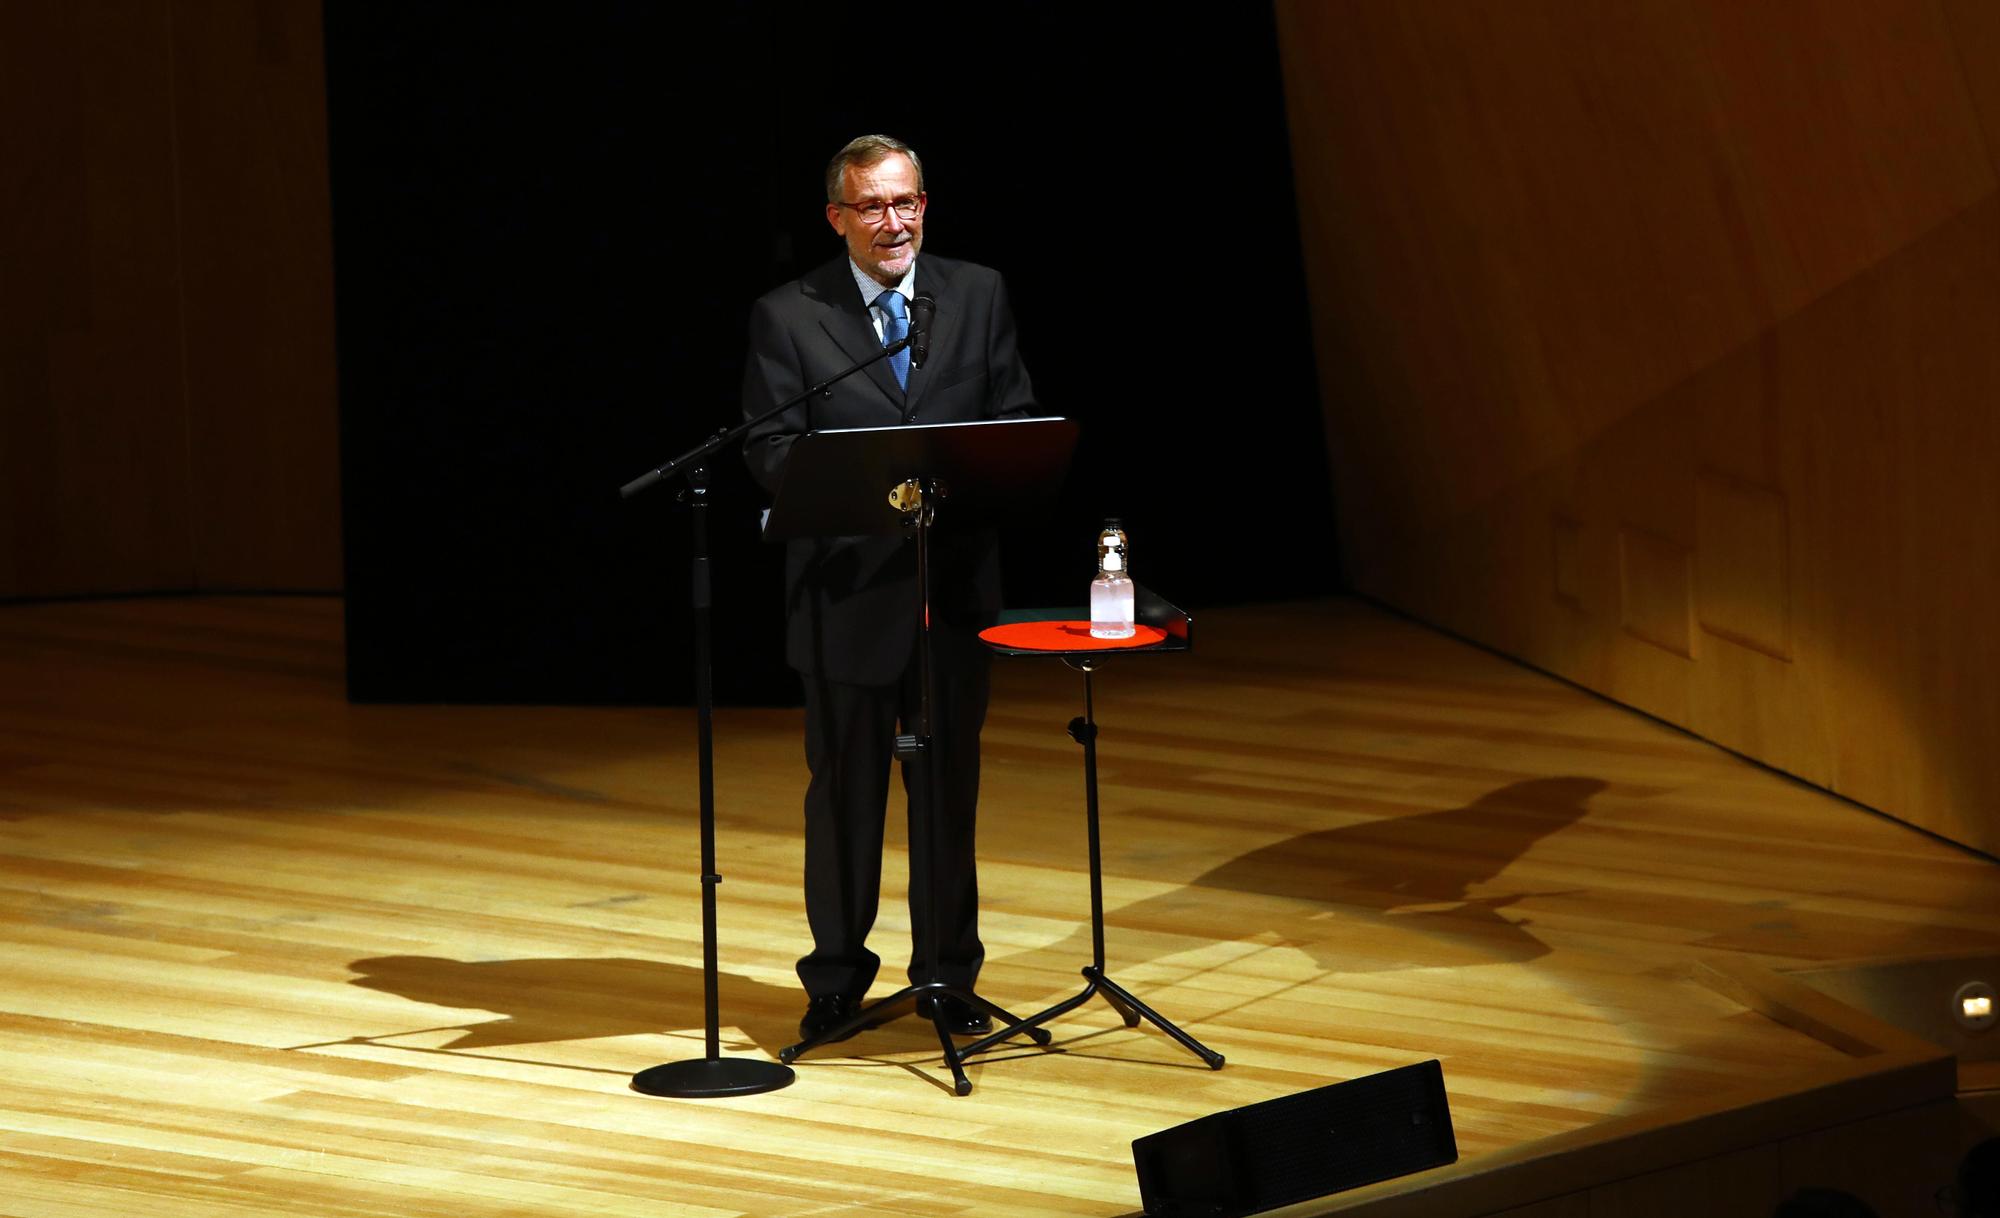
(1, 596, 1994, 1216)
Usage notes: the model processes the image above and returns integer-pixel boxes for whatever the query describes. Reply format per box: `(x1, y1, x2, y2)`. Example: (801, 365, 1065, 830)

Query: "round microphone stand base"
(631, 1056, 795, 1099)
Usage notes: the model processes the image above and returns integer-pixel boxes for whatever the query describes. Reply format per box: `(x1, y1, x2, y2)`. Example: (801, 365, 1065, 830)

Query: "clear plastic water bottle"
(1090, 519, 1135, 639)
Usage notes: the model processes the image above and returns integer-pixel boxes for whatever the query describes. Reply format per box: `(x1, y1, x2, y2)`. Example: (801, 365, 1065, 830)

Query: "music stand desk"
(766, 418, 1076, 1094)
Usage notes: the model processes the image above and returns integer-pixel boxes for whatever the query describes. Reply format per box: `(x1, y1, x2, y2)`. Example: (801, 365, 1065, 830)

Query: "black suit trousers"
(797, 628, 990, 998)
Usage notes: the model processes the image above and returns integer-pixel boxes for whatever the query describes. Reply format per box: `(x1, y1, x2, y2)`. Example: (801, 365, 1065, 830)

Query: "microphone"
(908, 292, 935, 371)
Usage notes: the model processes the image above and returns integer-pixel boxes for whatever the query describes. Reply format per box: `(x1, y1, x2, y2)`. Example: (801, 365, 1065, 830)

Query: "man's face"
(826, 152, 926, 287)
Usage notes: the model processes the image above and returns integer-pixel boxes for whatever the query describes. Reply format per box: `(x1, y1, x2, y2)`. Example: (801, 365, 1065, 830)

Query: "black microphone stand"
(619, 335, 914, 1099)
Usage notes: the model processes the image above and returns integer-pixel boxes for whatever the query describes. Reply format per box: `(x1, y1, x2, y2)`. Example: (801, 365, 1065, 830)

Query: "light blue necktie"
(875, 289, 909, 389)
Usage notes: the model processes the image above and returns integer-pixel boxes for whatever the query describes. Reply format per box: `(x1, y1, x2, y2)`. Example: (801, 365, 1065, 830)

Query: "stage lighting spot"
(1954, 981, 1995, 1032)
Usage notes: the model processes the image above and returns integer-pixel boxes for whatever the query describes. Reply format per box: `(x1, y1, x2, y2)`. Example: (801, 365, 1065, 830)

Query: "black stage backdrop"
(326, 3, 1336, 705)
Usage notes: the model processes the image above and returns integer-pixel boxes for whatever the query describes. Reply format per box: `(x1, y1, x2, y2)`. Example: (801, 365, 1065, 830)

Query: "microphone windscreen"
(909, 292, 936, 369)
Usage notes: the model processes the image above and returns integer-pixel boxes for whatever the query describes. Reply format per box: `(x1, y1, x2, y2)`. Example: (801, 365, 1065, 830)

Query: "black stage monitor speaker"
(1132, 1059, 1456, 1217)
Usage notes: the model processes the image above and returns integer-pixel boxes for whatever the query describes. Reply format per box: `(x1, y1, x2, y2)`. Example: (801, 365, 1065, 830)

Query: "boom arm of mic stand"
(618, 335, 913, 500)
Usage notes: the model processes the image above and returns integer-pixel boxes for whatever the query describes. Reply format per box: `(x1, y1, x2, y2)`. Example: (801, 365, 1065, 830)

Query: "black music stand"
(766, 416, 1076, 1095)
(957, 584, 1225, 1070)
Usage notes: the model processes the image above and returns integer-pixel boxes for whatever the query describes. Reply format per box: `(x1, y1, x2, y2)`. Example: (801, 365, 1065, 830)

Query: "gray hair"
(824, 134, 925, 204)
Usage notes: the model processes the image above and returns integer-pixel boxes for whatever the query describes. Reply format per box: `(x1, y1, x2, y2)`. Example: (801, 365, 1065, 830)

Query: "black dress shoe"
(917, 994, 993, 1036)
(798, 993, 862, 1043)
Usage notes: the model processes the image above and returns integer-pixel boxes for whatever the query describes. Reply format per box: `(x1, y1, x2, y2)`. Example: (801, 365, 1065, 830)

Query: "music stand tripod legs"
(959, 657, 1224, 1070)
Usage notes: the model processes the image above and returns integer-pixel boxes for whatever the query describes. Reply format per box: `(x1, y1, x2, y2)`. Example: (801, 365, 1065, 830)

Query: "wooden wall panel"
(172, 0, 341, 590)
(1276, 0, 2000, 854)
(1588, 1145, 1780, 1218)
(1779, 1100, 1962, 1217)
(0, 1, 195, 596)
(1485, 1199, 1588, 1218)
(0, 0, 338, 600)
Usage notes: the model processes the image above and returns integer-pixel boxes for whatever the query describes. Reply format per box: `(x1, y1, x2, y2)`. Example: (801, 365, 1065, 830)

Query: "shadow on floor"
(326, 954, 811, 1058)
(1009, 775, 1606, 979)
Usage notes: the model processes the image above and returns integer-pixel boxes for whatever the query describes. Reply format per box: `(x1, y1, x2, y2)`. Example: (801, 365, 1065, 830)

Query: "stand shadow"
(335, 955, 806, 1059)
(1017, 776, 1606, 977)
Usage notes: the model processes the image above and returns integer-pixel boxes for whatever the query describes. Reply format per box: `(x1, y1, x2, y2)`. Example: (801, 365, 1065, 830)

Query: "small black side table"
(959, 586, 1224, 1070)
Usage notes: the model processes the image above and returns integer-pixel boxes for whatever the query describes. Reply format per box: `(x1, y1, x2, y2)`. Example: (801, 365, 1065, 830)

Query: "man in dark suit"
(741, 135, 1038, 1043)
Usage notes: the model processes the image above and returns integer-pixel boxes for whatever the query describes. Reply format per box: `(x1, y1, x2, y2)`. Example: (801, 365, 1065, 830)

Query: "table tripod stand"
(958, 594, 1225, 1071)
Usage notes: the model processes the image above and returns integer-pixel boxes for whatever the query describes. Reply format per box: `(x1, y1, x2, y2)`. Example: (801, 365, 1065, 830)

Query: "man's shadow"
(1010, 776, 1606, 979)
(323, 956, 812, 1061)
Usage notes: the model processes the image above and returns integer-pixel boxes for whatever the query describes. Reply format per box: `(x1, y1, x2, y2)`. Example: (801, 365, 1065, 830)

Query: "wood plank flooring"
(0, 595, 1994, 1217)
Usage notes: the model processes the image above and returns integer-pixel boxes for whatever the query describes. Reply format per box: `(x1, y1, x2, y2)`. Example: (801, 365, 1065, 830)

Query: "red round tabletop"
(978, 620, 1169, 651)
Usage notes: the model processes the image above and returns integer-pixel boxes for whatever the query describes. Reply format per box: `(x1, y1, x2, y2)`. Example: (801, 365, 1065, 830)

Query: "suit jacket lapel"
(899, 256, 954, 422)
(808, 258, 905, 414)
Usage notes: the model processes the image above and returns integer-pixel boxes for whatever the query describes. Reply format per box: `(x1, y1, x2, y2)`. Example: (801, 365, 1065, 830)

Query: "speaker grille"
(1133, 1059, 1456, 1217)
